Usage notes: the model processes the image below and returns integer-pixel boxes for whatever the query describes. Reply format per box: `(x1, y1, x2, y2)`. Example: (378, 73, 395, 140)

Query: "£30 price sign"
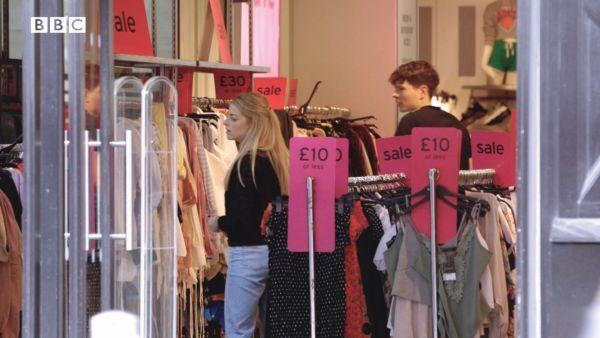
(289, 137, 337, 252)
(213, 70, 251, 99)
(410, 128, 461, 243)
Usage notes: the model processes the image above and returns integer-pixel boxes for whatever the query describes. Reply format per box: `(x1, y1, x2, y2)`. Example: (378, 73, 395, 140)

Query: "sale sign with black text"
(114, 0, 153, 56)
(253, 77, 287, 109)
(471, 131, 515, 186)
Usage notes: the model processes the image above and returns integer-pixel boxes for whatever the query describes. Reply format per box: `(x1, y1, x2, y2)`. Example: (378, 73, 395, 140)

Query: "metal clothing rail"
(428, 168, 439, 338)
(285, 105, 351, 118)
(192, 97, 232, 111)
(348, 173, 406, 185)
(348, 173, 407, 194)
(306, 177, 317, 338)
(458, 169, 496, 186)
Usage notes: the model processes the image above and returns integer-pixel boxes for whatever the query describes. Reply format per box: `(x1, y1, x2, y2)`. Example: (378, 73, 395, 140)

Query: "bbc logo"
(31, 17, 86, 33)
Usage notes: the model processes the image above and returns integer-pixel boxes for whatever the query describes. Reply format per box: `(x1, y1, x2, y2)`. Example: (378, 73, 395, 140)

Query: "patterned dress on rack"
(265, 200, 350, 338)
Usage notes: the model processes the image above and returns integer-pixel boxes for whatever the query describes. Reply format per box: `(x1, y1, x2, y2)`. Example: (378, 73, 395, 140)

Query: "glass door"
(109, 75, 179, 338)
(139, 76, 178, 338)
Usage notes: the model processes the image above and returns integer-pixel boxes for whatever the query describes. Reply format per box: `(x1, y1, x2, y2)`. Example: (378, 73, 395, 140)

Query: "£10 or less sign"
(288, 137, 336, 253)
(410, 128, 461, 243)
(253, 77, 287, 109)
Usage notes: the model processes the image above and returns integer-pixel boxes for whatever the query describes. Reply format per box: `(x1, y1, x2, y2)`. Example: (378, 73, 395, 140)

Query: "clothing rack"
(458, 169, 496, 186)
(285, 105, 351, 119)
(348, 173, 407, 193)
(348, 173, 406, 185)
(192, 97, 231, 111)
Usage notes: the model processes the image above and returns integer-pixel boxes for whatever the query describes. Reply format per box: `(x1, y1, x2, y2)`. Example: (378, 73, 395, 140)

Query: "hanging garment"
(465, 191, 510, 338)
(407, 215, 492, 338)
(187, 118, 218, 217)
(179, 119, 215, 257)
(344, 128, 372, 177)
(0, 190, 22, 338)
(345, 201, 371, 337)
(357, 203, 390, 337)
(0, 169, 21, 229)
(352, 125, 380, 175)
(176, 127, 207, 283)
(274, 109, 293, 148)
(265, 201, 350, 338)
(391, 216, 433, 338)
(215, 113, 238, 165)
(375, 225, 398, 273)
(4, 168, 22, 205)
(114, 118, 162, 285)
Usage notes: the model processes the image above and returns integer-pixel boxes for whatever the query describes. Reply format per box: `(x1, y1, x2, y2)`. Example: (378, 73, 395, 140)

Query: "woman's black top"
(218, 154, 281, 246)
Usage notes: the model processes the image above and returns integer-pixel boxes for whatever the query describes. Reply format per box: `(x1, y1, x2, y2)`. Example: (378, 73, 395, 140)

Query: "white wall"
(281, 0, 399, 137)
(419, 0, 494, 118)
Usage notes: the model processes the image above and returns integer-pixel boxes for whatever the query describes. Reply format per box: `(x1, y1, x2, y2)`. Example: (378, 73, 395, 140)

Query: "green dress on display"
(413, 217, 492, 338)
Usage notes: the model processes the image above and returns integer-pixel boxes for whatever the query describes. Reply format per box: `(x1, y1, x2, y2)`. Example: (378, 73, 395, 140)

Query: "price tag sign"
(411, 128, 461, 243)
(208, 0, 232, 63)
(289, 137, 337, 252)
(254, 77, 287, 109)
(213, 70, 251, 99)
(288, 79, 299, 105)
(471, 131, 515, 186)
(335, 138, 349, 198)
(114, 0, 153, 56)
(376, 136, 412, 176)
(176, 68, 194, 115)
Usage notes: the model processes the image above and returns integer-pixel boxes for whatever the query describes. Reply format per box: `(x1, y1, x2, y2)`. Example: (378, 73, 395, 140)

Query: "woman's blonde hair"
(226, 92, 289, 195)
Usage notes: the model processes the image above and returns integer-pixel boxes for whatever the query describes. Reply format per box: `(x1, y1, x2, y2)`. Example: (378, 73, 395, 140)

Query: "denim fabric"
(225, 245, 269, 338)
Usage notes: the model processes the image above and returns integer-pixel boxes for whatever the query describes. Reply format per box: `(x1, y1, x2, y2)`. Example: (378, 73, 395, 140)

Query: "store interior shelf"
(462, 84, 516, 92)
(114, 54, 270, 73)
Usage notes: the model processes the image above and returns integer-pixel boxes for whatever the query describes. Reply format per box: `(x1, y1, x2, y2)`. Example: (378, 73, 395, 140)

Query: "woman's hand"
(207, 216, 220, 232)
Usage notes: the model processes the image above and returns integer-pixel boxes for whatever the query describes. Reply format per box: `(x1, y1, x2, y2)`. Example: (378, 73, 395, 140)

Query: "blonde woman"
(208, 92, 289, 338)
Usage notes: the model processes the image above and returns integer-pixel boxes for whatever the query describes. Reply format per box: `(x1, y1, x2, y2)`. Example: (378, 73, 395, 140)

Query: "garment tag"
(443, 262, 457, 281)
(443, 272, 457, 281)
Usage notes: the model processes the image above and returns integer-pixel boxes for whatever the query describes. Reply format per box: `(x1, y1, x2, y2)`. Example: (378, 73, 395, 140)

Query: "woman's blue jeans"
(225, 245, 269, 338)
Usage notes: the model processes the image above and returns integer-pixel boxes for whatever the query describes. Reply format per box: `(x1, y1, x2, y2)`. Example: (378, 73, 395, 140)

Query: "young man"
(390, 60, 471, 169)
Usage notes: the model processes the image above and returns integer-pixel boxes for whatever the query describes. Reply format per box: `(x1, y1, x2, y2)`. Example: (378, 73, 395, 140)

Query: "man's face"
(85, 86, 101, 115)
(392, 81, 426, 112)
